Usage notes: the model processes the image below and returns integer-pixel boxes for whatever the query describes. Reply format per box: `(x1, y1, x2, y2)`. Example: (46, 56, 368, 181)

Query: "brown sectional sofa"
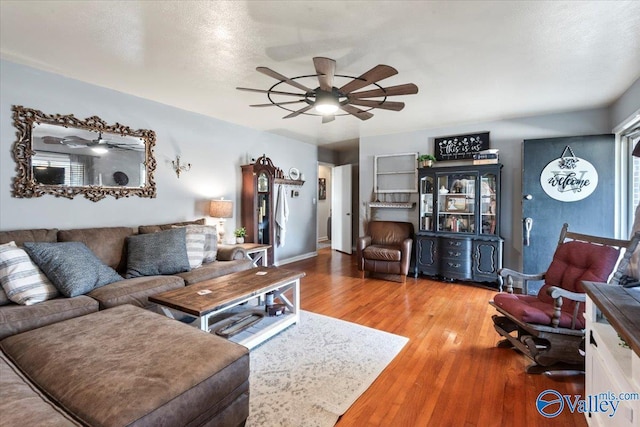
(0, 219, 255, 426)
(0, 219, 254, 338)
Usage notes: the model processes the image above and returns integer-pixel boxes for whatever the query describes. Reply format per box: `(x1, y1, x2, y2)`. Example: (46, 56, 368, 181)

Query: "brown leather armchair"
(357, 221, 414, 283)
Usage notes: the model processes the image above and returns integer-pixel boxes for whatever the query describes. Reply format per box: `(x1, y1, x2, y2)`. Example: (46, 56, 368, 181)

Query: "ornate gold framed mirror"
(11, 105, 157, 202)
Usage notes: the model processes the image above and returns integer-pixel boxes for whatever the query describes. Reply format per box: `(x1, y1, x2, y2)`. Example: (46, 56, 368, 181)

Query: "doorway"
(317, 162, 333, 250)
(332, 164, 353, 254)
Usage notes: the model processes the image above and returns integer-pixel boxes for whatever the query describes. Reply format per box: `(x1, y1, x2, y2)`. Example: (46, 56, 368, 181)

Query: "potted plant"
(234, 227, 246, 244)
(418, 154, 436, 168)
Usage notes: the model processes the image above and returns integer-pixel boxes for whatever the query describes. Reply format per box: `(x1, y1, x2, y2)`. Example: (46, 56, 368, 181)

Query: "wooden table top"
(582, 281, 640, 357)
(149, 267, 305, 317)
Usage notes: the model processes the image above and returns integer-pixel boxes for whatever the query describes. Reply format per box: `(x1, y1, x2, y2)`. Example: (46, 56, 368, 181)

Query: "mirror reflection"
(32, 123, 146, 188)
(11, 105, 157, 202)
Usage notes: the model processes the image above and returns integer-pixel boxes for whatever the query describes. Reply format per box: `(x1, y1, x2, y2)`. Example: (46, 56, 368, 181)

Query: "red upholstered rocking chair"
(489, 223, 640, 374)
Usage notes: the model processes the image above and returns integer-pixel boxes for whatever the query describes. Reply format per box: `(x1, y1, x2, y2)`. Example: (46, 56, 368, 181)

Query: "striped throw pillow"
(173, 225, 206, 268)
(186, 224, 218, 263)
(0, 241, 59, 305)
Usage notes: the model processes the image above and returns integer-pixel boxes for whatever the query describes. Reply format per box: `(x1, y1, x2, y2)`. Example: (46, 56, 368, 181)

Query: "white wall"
(360, 107, 612, 270)
(610, 76, 640, 129)
(0, 60, 318, 263)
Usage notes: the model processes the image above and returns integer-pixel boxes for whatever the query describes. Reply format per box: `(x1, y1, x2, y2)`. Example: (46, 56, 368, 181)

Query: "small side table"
(223, 243, 272, 266)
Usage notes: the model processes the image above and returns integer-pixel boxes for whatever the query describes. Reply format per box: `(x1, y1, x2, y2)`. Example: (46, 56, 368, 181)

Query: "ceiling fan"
(237, 57, 418, 123)
(42, 132, 144, 151)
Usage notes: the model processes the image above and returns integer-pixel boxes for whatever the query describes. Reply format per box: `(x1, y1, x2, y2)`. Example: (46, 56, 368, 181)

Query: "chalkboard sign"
(434, 132, 490, 161)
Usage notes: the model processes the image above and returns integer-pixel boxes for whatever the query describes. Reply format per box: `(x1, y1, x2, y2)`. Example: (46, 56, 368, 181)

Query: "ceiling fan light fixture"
(239, 57, 417, 122)
(313, 90, 339, 115)
(92, 147, 108, 154)
(315, 101, 339, 115)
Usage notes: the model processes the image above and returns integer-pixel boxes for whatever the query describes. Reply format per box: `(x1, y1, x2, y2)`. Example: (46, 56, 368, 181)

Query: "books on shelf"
(473, 150, 499, 164)
(473, 158, 499, 165)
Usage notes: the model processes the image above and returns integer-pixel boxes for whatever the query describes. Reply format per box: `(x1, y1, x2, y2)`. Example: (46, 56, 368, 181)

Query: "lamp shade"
(209, 199, 233, 218)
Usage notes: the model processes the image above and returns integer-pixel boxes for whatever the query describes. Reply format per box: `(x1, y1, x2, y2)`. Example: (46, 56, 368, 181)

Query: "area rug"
(246, 310, 409, 427)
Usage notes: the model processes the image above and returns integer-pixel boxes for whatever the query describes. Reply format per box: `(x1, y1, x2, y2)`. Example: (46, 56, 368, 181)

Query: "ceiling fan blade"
(350, 83, 419, 99)
(42, 136, 63, 144)
(250, 100, 306, 107)
(339, 64, 398, 94)
(256, 67, 313, 93)
(322, 114, 335, 124)
(283, 104, 314, 119)
(313, 57, 336, 91)
(348, 99, 405, 111)
(237, 87, 305, 97)
(340, 104, 374, 121)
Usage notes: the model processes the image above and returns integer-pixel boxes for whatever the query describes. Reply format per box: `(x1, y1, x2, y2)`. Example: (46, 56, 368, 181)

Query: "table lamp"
(209, 199, 233, 243)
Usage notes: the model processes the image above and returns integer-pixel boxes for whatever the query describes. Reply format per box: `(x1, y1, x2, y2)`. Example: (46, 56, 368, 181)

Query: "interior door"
(331, 164, 352, 254)
(522, 135, 615, 293)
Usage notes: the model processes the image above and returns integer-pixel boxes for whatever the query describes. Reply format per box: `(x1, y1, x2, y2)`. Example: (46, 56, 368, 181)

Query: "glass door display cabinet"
(416, 164, 503, 284)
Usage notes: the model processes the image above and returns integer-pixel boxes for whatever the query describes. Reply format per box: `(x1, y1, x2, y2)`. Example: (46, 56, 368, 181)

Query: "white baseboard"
(274, 251, 318, 266)
(318, 236, 329, 242)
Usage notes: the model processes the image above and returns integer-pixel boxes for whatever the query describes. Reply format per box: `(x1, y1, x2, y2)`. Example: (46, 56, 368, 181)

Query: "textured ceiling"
(1, 1, 639, 150)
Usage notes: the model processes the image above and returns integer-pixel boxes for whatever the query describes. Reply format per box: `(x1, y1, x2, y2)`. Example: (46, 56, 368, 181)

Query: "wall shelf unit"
(373, 153, 418, 194)
(274, 178, 304, 187)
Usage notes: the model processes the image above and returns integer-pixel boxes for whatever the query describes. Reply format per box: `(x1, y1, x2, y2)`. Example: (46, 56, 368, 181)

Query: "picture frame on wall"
(318, 178, 326, 200)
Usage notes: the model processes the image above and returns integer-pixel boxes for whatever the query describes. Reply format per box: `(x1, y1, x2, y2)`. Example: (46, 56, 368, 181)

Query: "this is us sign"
(434, 132, 490, 161)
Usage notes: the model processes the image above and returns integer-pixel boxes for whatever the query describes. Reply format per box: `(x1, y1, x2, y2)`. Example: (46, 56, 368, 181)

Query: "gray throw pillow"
(125, 228, 190, 278)
(23, 242, 123, 298)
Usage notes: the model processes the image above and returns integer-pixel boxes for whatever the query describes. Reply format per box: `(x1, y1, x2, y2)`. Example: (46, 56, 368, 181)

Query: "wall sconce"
(209, 198, 233, 243)
(172, 156, 191, 178)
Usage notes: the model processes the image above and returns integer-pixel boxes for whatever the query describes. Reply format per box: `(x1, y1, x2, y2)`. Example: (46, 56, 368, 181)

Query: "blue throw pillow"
(23, 242, 123, 297)
(125, 228, 190, 278)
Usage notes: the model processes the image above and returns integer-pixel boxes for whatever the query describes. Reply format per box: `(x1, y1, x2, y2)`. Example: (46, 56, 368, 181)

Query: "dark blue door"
(522, 135, 615, 293)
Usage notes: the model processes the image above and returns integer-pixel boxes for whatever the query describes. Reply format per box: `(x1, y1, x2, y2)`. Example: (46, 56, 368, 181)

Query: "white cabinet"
(584, 282, 640, 427)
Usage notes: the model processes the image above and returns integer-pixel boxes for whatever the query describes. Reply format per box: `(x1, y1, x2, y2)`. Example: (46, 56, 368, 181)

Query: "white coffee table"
(149, 266, 304, 349)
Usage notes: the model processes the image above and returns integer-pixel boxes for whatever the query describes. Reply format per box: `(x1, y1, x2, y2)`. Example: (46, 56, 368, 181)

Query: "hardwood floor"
(284, 248, 587, 427)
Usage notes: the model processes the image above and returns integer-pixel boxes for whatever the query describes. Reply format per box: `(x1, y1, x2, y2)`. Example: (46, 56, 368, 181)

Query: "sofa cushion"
(58, 226, 136, 274)
(87, 275, 185, 309)
(177, 259, 254, 286)
(0, 296, 98, 340)
(138, 218, 206, 234)
(125, 228, 190, 278)
(363, 244, 402, 261)
(1, 352, 83, 426)
(0, 228, 58, 246)
(23, 242, 123, 297)
(0, 304, 250, 427)
(0, 242, 59, 305)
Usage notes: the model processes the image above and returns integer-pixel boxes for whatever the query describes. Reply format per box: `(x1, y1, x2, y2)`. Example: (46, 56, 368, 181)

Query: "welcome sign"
(540, 147, 598, 202)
